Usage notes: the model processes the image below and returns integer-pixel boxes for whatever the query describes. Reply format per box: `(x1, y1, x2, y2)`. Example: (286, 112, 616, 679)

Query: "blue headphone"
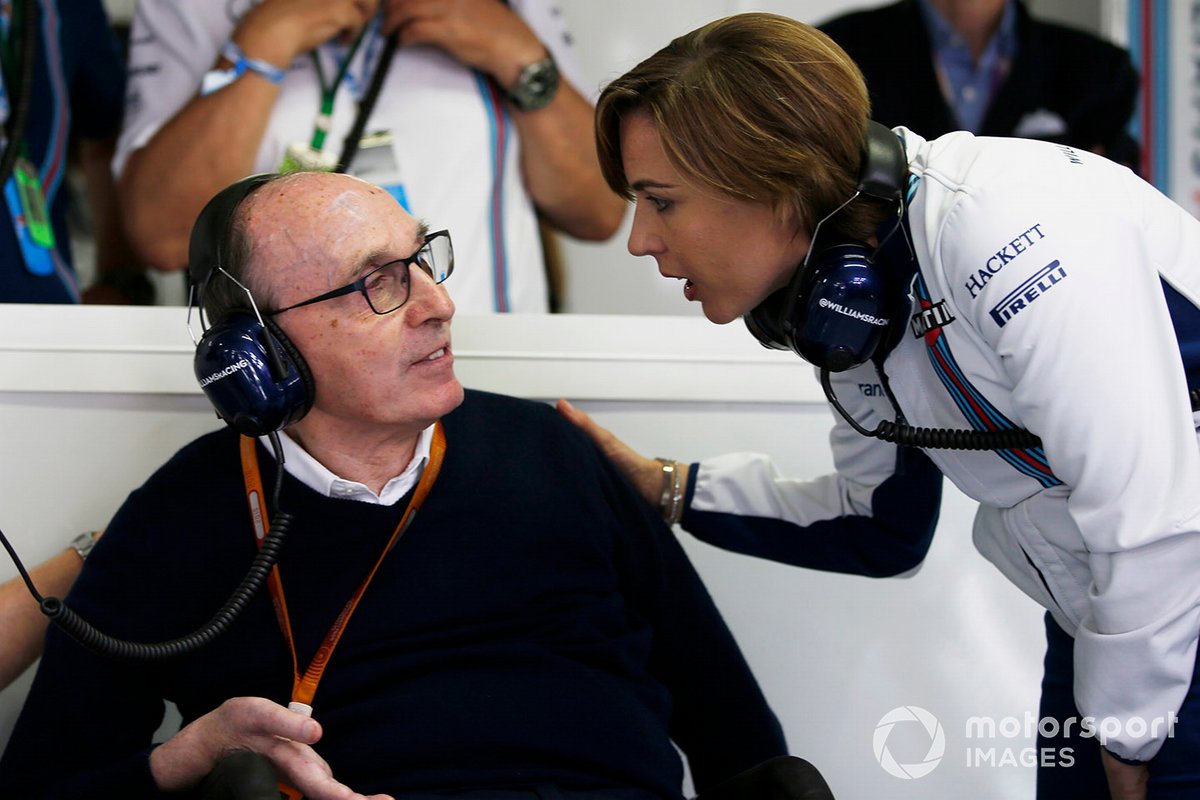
(188, 174, 315, 437)
(743, 121, 909, 371)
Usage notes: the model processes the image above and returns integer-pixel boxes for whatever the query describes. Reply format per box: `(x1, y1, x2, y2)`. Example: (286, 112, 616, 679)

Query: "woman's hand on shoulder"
(556, 399, 665, 508)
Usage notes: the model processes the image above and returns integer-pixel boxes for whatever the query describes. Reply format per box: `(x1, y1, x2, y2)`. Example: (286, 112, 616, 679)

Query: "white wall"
(0, 305, 1047, 799)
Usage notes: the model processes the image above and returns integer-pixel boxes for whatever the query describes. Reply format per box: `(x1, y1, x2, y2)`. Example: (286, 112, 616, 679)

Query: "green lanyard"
(0, 0, 53, 250)
(308, 29, 368, 152)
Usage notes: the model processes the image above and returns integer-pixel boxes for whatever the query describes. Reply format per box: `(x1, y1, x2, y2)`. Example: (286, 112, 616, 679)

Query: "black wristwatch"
(506, 53, 560, 112)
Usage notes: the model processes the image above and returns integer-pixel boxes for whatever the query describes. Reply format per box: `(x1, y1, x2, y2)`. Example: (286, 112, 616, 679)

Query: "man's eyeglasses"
(268, 229, 453, 317)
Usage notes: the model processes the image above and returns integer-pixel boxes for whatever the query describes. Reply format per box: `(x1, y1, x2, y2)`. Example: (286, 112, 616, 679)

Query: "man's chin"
(432, 378, 466, 417)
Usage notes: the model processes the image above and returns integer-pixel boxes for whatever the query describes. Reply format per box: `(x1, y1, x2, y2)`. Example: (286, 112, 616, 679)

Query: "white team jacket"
(686, 128, 1200, 762)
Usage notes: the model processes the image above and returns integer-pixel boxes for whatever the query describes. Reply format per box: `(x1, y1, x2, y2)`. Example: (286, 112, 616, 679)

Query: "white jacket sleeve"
(685, 369, 944, 577)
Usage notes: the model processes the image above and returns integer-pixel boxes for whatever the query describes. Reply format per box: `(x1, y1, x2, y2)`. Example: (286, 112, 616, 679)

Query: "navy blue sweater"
(0, 391, 785, 798)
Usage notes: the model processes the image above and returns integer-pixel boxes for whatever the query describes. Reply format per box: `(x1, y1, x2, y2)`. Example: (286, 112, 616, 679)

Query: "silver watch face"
(71, 532, 96, 560)
(511, 57, 560, 111)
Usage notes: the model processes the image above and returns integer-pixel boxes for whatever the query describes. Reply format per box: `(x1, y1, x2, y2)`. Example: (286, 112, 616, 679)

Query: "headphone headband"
(858, 120, 907, 202)
(187, 173, 278, 287)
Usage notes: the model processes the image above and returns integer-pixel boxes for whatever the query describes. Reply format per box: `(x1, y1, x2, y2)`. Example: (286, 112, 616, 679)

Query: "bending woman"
(559, 13, 1200, 800)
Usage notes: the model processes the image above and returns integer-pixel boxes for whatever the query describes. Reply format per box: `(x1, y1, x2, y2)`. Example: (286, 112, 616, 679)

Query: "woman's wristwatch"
(656, 459, 685, 526)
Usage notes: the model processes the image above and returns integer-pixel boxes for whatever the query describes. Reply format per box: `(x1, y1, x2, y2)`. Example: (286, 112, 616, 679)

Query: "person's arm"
(149, 697, 393, 800)
(383, 0, 624, 241)
(4, 655, 387, 800)
(0, 523, 168, 798)
(1101, 750, 1150, 800)
(1026, 20, 1141, 166)
(0, 533, 96, 689)
(578, 422, 792, 792)
(558, 399, 944, 577)
(118, 0, 377, 271)
(59, 0, 150, 303)
(78, 136, 154, 304)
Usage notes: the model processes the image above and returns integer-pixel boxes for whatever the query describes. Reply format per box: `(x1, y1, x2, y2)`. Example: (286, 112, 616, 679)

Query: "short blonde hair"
(596, 12, 889, 241)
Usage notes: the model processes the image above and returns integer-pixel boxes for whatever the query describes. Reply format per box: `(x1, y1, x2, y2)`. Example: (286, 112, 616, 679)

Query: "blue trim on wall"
(1129, 0, 1172, 192)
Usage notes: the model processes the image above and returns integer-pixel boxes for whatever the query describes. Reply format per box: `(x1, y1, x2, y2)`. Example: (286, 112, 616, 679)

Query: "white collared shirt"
(259, 425, 434, 506)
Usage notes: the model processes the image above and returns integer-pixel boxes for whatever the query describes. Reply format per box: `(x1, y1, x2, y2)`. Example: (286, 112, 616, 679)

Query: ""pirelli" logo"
(988, 261, 1067, 328)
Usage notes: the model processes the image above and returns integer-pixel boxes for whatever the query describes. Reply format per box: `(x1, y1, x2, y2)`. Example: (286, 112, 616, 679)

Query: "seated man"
(0, 172, 831, 800)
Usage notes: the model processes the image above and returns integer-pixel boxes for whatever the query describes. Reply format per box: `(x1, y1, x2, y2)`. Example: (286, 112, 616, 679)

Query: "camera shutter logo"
(873, 706, 946, 779)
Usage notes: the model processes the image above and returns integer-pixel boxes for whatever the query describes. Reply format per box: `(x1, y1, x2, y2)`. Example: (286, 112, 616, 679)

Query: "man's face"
(248, 173, 464, 439)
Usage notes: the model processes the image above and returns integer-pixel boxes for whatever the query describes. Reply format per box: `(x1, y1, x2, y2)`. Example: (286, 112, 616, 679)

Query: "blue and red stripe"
(1128, 0, 1170, 189)
(914, 275, 1060, 487)
(36, 0, 68, 205)
(474, 71, 511, 312)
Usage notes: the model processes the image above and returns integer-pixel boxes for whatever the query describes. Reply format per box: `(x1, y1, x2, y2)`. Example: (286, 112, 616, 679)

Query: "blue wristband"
(201, 41, 286, 96)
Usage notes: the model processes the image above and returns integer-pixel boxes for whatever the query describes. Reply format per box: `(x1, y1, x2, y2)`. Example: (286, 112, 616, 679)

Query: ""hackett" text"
(965, 223, 1047, 299)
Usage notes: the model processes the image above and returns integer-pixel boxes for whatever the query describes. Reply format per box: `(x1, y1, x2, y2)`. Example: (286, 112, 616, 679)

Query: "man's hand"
(1101, 748, 1149, 800)
(380, 0, 626, 241)
(235, 0, 380, 70)
(383, 0, 545, 88)
(149, 697, 394, 800)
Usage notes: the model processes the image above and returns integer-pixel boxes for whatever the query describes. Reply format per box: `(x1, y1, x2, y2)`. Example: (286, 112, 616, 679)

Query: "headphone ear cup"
(745, 122, 907, 369)
(743, 288, 792, 351)
(194, 313, 315, 437)
(263, 318, 315, 409)
(789, 243, 894, 372)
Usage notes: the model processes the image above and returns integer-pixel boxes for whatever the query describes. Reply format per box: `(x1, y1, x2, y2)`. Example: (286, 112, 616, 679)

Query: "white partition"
(0, 305, 1045, 799)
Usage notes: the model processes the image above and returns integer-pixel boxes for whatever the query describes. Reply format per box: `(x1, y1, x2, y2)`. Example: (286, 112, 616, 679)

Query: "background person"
(0, 0, 144, 303)
(0, 170, 831, 800)
(560, 12, 1200, 800)
(818, 0, 1140, 168)
(0, 531, 99, 689)
(115, 0, 624, 312)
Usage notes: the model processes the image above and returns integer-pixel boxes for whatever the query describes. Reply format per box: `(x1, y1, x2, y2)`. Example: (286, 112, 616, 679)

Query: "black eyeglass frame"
(267, 229, 453, 317)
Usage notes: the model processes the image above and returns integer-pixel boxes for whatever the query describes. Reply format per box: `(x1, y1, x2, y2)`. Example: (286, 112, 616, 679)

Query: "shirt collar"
(917, 0, 1017, 62)
(260, 424, 435, 506)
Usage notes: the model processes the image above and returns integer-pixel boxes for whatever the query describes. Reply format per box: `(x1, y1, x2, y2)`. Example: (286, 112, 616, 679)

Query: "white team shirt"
(116, 0, 588, 313)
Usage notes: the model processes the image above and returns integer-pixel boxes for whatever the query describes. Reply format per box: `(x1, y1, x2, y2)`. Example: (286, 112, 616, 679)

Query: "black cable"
(37, 512, 291, 660)
(335, 33, 398, 174)
(820, 367, 1045, 451)
(0, 0, 38, 186)
(0, 522, 45, 605)
(1, 436, 292, 661)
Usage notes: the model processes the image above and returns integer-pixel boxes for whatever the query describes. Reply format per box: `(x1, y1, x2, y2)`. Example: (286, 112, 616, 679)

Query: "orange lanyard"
(239, 422, 446, 709)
